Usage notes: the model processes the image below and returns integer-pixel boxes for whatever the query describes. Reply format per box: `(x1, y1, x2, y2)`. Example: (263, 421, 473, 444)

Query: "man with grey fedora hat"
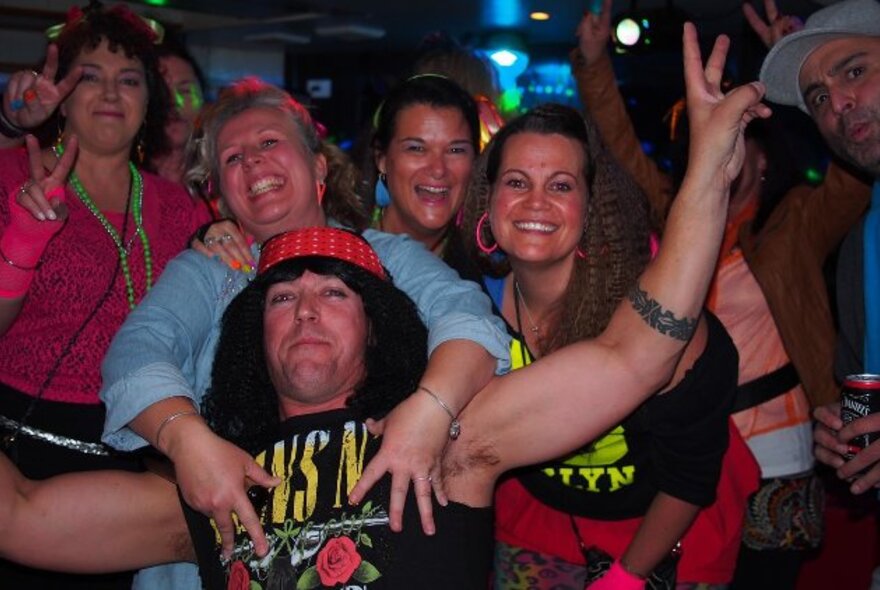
(760, 0, 880, 500)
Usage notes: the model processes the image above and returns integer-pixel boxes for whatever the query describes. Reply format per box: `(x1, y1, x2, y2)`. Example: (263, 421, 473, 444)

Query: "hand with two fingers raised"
(0, 135, 78, 297)
(2, 45, 83, 135)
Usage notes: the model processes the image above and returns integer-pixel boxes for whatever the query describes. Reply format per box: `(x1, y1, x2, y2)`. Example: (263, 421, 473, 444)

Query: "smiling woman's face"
(489, 132, 587, 267)
(377, 103, 475, 243)
(216, 107, 326, 242)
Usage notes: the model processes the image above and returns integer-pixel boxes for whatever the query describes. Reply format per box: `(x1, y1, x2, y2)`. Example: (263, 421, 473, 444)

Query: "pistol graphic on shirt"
(249, 510, 390, 570)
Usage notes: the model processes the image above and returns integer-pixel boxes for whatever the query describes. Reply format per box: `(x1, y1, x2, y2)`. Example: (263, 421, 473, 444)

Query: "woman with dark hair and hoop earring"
(0, 2, 208, 587)
(365, 74, 484, 282)
(461, 104, 760, 589)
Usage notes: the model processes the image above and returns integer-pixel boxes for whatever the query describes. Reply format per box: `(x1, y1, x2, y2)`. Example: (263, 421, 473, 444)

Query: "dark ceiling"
(0, 0, 835, 56)
(164, 0, 831, 55)
(0, 0, 837, 175)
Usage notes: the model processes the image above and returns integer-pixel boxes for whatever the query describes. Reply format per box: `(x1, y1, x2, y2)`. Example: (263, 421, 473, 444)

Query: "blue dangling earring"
(375, 173, 391, 208)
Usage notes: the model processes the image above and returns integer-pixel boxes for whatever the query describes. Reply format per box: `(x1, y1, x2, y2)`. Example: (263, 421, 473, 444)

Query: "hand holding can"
(840, 374, 880, 461)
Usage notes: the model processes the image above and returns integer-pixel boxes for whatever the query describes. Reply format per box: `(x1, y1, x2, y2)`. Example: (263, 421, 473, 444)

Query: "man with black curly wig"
(202, 228, 430, 457)
(181, 226, 497, 589)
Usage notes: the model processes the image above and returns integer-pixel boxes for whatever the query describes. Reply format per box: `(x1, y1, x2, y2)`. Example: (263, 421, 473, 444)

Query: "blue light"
(484, 0, 522, 27)
(490, 49, 519, 67)
(482, 44, 529, 92)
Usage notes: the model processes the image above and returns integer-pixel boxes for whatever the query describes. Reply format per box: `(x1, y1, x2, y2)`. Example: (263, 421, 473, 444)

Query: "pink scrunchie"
(587, 561, 646, 590)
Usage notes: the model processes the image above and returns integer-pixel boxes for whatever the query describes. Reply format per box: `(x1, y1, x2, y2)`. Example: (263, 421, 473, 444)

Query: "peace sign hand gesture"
(681, 23, 771, 192)
(7, 135, 78, 255)
(742, 0, 804, 49)
(3, 45, 83, 132)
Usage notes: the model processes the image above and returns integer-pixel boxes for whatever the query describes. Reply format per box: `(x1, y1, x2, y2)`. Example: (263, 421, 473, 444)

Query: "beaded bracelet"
(0, 98, 25, 139)
(0, 243, 39, 271)
(418, 385, 461, 440)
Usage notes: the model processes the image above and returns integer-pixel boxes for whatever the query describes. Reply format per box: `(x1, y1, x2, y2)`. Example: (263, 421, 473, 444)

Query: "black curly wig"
(203, 255, 428, 455)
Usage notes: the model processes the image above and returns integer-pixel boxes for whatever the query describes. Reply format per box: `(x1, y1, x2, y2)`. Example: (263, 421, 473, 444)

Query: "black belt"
(732, 362, 800, 413)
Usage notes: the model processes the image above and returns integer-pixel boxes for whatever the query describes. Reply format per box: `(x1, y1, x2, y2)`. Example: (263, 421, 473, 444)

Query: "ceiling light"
(489, 49, 519, 67)
(530, 11, 550, 21)
(615, 17, 641, 47)
(244, 32, 310, 44)
(611, 4, 688, 54)
(315, 23, 385, 41)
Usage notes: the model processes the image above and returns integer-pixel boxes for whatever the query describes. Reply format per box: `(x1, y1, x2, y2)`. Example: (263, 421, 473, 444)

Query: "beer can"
(840, 374, 880, 460)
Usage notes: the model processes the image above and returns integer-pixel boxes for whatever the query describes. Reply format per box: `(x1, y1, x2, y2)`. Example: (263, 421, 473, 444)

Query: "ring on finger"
(29, 70, 39, 79)
(413, 475, 433, 482)
(18, 180, 34, 196)
(10, 98, 24, 112)
(218, 233, 233, 244)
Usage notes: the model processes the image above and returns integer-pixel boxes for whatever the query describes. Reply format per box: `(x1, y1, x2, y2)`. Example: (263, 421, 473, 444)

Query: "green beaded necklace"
(55, 144, 153, 310)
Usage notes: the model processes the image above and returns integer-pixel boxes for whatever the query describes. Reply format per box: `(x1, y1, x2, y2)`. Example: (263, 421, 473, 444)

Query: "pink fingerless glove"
(0, 185, 65, 297)
(587, 560, 646, 590)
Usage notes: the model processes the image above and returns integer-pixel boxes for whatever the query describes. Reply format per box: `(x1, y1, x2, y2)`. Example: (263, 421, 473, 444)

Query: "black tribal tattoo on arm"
(627, 284, 697, 341)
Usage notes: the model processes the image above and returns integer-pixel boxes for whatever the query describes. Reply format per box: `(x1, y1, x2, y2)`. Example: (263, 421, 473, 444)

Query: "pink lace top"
(0, 147, 209, 404)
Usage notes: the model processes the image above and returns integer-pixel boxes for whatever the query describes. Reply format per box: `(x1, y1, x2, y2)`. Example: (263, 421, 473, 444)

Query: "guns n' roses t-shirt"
(183, 409, 493, 589)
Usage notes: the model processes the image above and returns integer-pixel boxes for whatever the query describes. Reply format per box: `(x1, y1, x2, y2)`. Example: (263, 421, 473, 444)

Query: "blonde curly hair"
(185, 77, 368, 230)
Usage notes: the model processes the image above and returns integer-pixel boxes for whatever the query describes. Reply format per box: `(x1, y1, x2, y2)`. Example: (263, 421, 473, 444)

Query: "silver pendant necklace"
(514, 279, 540, 335)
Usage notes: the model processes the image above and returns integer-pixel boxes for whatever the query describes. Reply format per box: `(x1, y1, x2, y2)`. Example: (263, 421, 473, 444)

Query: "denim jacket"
(100, 226, 510, 450)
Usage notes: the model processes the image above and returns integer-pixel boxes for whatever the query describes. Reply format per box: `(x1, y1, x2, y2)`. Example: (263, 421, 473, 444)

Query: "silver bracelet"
(0, 243, 39, 271)
(418, 385, 461, 440)
(155, 409, 199, 449)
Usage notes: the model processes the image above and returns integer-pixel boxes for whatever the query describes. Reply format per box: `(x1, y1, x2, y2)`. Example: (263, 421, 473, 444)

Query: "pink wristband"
(45, 186, 66, 202)
(589, 560, 646, 590)
(0, 286, 28, 299)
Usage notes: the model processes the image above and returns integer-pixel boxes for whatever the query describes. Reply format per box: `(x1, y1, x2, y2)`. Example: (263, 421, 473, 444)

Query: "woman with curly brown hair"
(461, 104, 759, 589)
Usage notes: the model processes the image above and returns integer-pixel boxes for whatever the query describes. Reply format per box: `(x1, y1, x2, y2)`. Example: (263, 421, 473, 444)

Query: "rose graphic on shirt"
(295, 530, 383, 589)
(315, 537, 362, 586)
(227, 560, 250, 590)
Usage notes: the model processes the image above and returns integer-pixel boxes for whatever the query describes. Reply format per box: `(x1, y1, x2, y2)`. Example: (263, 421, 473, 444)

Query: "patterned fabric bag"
(741, 473, 824, 551)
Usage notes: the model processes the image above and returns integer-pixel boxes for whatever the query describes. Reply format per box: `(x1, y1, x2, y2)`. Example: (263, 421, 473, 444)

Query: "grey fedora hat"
(759, 0, 880, 111)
